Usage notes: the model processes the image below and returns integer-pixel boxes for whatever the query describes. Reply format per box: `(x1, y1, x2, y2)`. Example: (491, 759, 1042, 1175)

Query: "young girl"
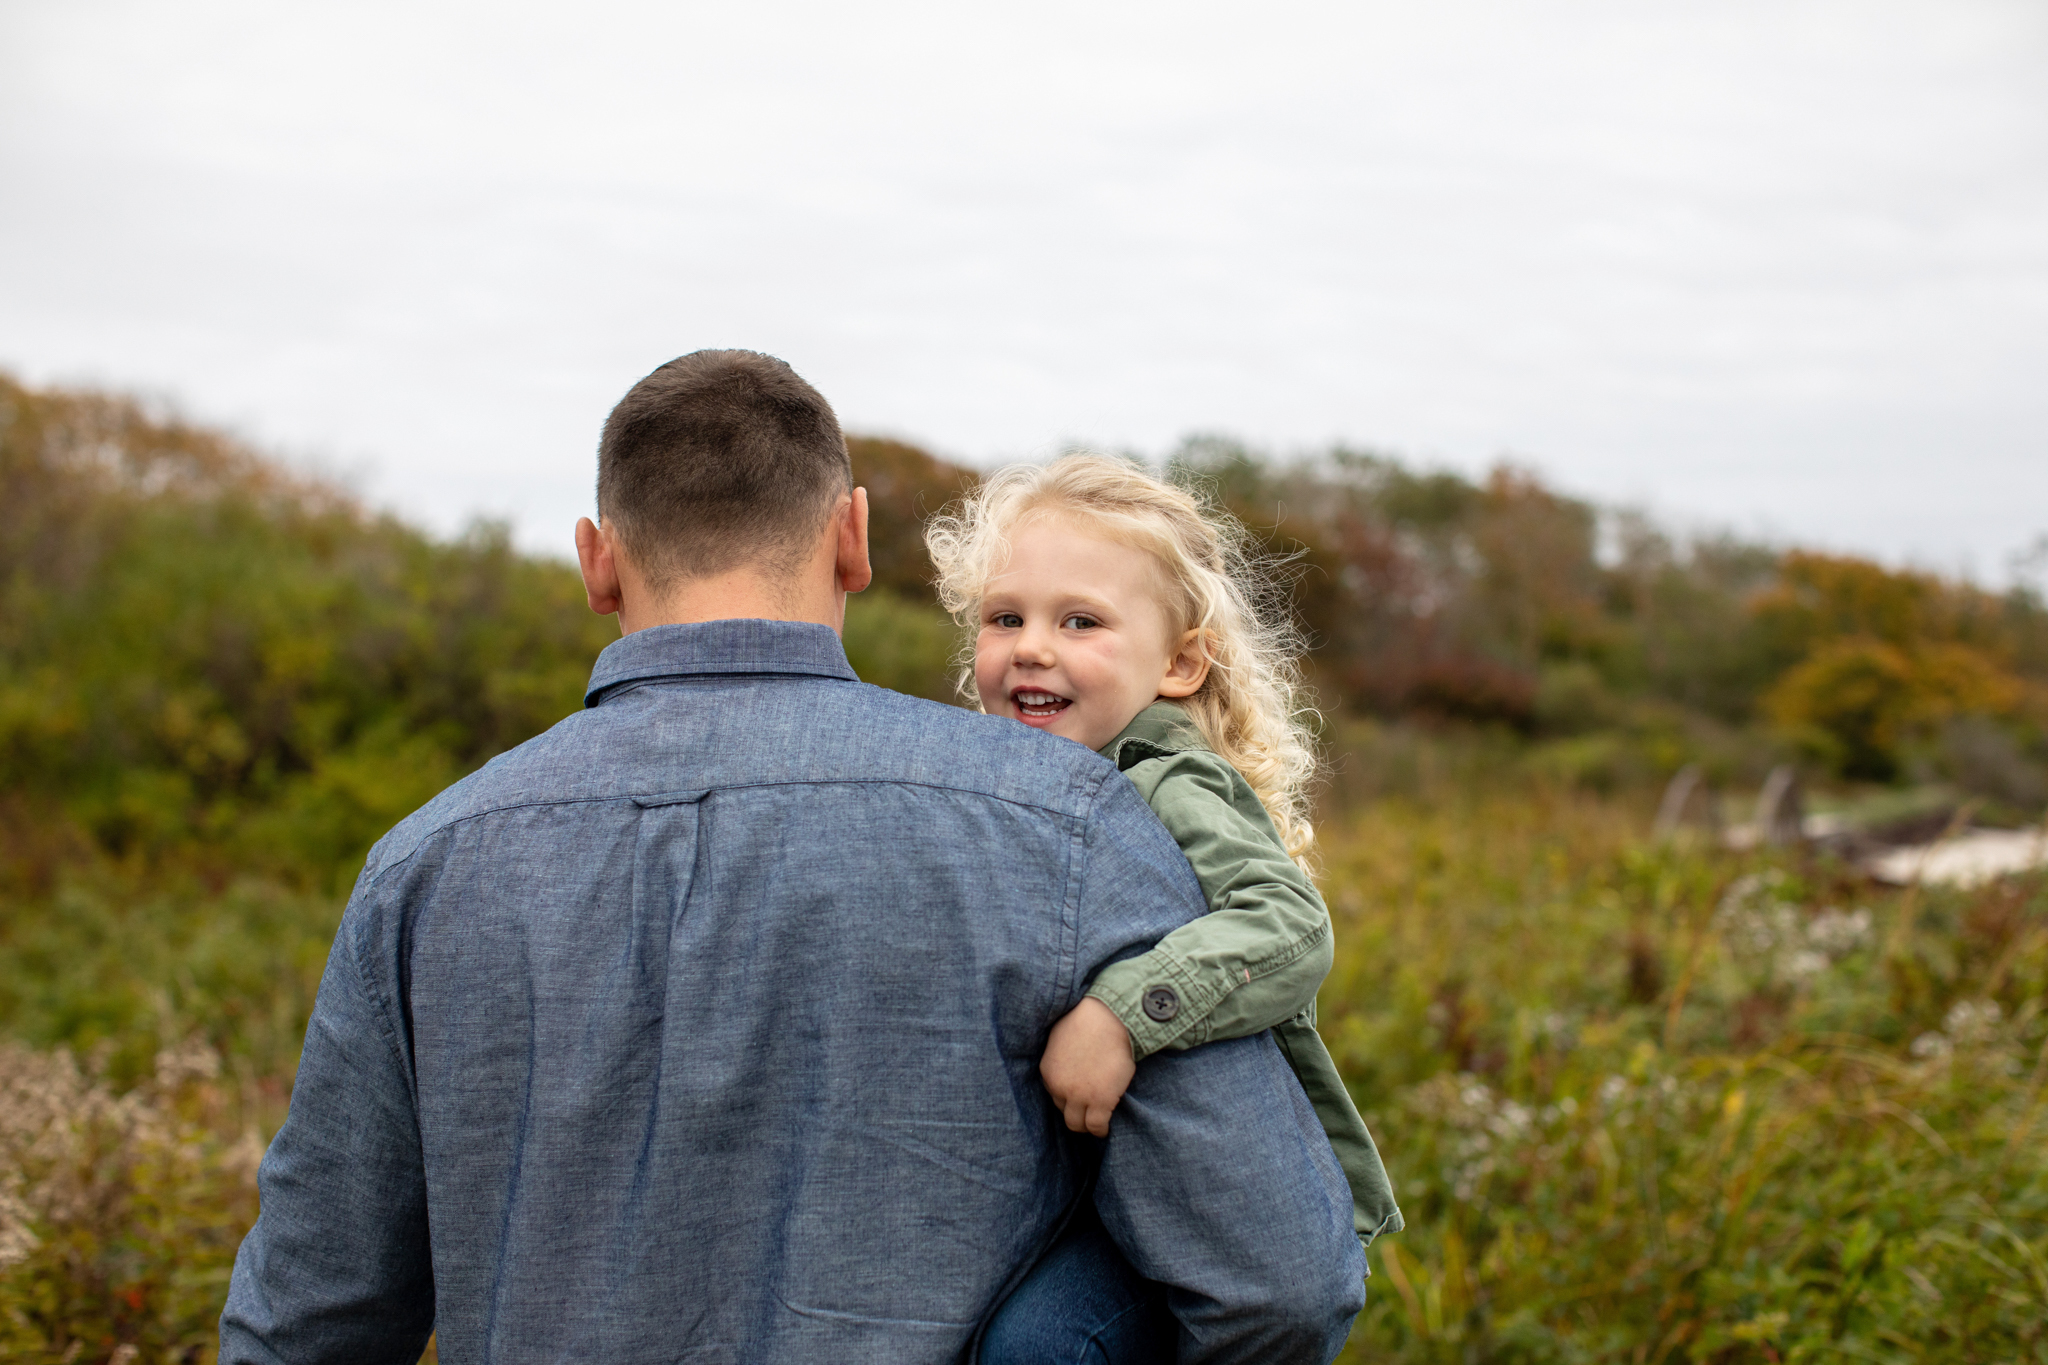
(925, 454, 1401, 1361)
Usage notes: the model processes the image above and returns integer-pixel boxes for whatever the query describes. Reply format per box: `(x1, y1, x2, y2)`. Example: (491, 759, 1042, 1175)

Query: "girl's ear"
(1156, 628, 1212, 699)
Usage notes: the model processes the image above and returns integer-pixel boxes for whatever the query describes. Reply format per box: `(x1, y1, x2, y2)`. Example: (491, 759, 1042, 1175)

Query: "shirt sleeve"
(1085, 752, 1333, 1059)
(219, 894, 435, 1365)
(1070, 771, 1365, 1361)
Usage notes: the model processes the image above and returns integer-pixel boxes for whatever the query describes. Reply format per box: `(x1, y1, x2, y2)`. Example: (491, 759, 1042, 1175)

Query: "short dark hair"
(597, 350, 851, 588)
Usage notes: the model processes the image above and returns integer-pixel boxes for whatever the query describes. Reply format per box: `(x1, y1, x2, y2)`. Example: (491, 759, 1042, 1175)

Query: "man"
(220, 351, 1364, 1363)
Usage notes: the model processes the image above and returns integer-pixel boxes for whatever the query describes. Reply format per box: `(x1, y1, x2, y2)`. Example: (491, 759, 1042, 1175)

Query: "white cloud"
(2, 0, 2043, 573)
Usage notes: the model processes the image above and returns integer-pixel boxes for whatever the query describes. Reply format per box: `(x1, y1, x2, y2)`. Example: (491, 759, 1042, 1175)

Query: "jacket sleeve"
(1085, 752, 1333, 1058)
(1070, 772, 1364, 1363)
(219, 893, 435, 1364)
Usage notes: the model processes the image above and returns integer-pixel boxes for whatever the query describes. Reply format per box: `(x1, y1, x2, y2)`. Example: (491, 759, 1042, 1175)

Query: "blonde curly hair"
(924, 453, 1320, 865)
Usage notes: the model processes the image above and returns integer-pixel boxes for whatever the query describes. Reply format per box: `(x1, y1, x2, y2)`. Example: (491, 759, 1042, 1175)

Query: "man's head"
(578, 351, 871, 632)
(598, 350, 851, 586)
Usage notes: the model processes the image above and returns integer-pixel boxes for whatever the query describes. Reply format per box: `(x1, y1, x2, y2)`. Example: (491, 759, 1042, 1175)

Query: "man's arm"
(1100, 1034, 1366, 1361)
(220, 902, 434, 1364)
(1069, 775, 1365, 1364)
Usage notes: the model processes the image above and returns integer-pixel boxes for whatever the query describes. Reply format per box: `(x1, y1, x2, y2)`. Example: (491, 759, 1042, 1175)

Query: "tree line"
(4, 374, 2045, 901)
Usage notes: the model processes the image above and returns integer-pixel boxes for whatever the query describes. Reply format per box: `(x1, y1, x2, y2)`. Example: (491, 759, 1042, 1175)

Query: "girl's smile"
(1011, 688, 1072, 719)
(974, 514, 1208, 751)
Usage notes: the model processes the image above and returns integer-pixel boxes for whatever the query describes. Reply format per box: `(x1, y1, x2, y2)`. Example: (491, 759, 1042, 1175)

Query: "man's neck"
(580, 489, 869, 639)
(618, 567, 844, 636)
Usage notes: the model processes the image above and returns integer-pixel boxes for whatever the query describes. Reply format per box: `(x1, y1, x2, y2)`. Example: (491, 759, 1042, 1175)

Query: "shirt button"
(1142, 986, 1180, 1022)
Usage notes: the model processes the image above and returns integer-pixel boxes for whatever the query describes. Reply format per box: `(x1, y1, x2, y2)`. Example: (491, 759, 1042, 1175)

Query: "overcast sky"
(3, 0, 2044, 579)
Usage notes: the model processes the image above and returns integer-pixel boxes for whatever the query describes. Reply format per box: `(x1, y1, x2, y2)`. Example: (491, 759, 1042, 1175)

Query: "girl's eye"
(991, 612, 1023, 629)
(1062, 615, 1100, 631)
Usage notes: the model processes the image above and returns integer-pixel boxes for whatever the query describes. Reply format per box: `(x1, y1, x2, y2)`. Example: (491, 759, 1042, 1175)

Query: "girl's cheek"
(972, 641, 1007, 705)
(1073, 638, 1124, 685)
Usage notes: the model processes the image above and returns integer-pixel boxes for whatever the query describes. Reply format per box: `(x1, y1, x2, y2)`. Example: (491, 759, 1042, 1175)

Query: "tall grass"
(1322, 779, 2048, 1362)
(3, 758, 2040, 1360)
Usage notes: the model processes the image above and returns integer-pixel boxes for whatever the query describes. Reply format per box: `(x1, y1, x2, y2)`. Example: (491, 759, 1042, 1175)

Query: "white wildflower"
(1943, 999, 2003, 1043)
(1806, 908, 1873, 957)
(1784, 949, 1829, 979)
(1910, 1032, 1952, 1060)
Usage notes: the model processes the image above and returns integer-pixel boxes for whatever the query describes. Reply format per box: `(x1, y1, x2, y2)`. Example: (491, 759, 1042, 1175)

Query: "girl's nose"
(1013, 623, 1057, 666)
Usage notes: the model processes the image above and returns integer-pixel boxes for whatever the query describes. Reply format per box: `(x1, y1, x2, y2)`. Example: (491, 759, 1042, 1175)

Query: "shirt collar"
(584, 619, 860, 708)
(1098, 700, 1208, 768)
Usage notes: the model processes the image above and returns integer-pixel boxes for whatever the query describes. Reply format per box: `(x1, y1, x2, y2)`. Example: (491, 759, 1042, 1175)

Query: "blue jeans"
(981, 1205, 1176, 1365)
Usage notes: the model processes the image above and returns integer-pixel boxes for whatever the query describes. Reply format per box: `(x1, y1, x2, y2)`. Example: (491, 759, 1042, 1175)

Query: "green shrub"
(842, 587, 960, 703)
(0, 871, 336, 1087)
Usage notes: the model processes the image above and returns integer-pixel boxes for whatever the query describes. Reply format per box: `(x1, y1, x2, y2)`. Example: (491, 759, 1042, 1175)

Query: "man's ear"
(836, 488, 873, 594)
(576, 516, 623, 618)
(1156, 628, 1212, 699)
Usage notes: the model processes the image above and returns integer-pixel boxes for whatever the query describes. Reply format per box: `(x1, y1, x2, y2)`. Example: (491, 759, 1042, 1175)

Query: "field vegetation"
(2, 375, 2045, 1361)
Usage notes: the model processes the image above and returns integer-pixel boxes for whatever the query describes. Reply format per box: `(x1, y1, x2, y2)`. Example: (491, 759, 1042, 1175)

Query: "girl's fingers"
(1055, 1083, 1122, 1133)
(1082, 1097, 1112, 1137)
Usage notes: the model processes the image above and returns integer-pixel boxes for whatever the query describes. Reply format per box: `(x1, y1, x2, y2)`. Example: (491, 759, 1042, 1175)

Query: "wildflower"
(1942, 999, 2003, 1043)
(1805, 907, 1873, 956)
(1909, 1032, 1952, 1060)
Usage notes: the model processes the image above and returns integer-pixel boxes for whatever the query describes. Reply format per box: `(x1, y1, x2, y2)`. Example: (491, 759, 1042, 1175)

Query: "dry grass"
(0, 1041, 262, 1362)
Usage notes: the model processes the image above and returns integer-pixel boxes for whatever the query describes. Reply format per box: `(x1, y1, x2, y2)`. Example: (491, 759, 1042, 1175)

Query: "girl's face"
(974, 513, 1206, 751)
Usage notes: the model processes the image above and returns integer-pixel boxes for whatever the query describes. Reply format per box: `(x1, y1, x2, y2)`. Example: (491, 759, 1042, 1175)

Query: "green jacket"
(1088, 702, 1403, 1245)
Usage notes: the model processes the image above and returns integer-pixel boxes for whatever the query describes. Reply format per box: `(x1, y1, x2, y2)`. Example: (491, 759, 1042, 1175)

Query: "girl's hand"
(1039, 997, 1136, 1137)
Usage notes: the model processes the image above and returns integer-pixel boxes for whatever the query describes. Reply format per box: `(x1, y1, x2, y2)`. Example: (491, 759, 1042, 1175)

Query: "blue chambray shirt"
(221, 620, 1363, 1364)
